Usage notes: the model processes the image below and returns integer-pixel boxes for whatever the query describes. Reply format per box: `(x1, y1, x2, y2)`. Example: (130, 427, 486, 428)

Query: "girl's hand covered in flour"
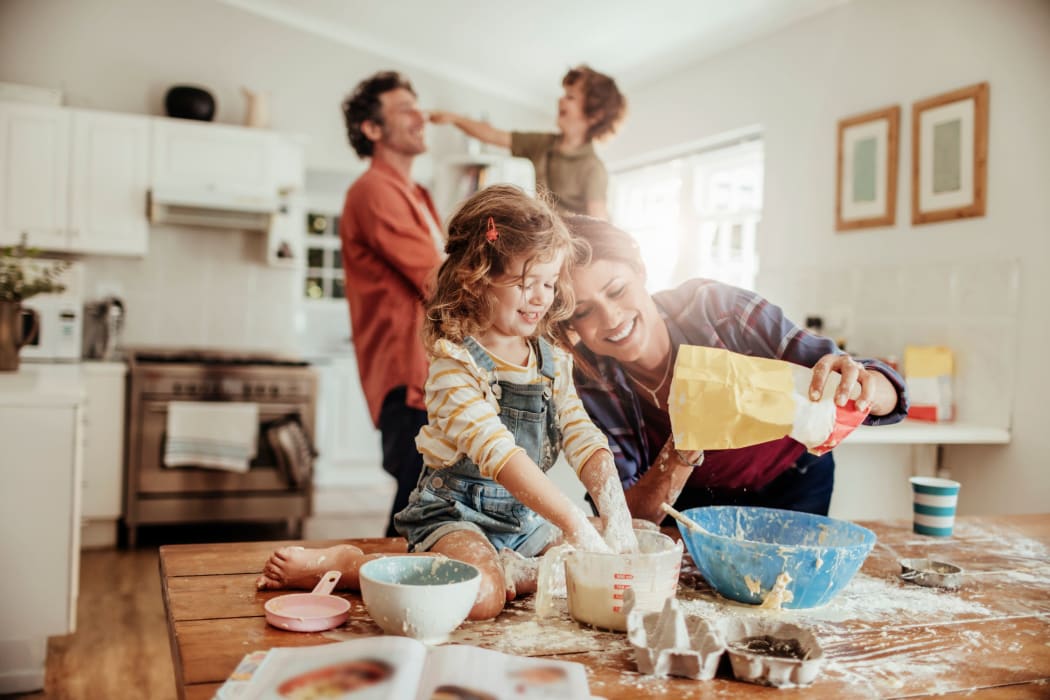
(601, 506, 638, 553)
(565, 513, 612, 553)
(582, 450, 639, 553)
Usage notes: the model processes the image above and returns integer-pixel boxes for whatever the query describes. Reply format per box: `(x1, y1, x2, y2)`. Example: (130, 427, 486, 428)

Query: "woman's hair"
(560, 213, 644, 272)
(341, 71, 415, 158)
(550, 215, 646, 373)
(423, 185, 585, 351)
(562, 65, 627, 142)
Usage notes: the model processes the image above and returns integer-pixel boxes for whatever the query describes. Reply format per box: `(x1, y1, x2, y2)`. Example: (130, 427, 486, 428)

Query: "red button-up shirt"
(340, 158, 442, 426)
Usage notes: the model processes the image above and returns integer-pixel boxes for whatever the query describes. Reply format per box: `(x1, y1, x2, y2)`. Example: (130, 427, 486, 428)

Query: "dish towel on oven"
(164, 401, 259, 472)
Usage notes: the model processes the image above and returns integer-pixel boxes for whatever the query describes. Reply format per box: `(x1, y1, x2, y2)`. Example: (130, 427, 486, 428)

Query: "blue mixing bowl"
(677, 506, 876, 609)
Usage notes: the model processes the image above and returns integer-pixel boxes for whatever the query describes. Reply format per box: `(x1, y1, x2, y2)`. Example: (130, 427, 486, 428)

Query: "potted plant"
(0, 234, 68, 371)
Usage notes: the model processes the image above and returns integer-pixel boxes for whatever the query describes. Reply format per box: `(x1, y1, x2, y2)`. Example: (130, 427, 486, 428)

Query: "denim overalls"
(394, 336, 563, 557)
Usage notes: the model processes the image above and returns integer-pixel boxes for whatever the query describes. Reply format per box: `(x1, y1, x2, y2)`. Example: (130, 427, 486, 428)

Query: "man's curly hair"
(341, 71, 415, 157)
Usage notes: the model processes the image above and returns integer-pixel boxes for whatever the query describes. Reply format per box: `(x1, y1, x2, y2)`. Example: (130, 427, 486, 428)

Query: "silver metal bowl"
(899, 558, 964, 589)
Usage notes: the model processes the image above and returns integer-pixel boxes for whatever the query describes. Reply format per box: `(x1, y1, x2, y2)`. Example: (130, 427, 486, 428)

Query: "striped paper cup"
(910, 476, 961, 537)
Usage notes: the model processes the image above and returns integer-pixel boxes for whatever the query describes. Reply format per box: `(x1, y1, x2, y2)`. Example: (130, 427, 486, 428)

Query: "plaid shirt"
(573, 279, 908, 492)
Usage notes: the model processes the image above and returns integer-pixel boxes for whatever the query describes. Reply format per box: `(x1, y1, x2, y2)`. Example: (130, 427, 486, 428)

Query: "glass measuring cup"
(564, 530, 682, 632)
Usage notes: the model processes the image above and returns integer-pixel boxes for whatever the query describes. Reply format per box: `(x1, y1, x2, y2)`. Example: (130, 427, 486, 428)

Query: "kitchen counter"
(831, 419, 1012, 519)
(850, 418, 1010, 445)
(0, 360, 125, 406)
(159, 515, 1050, 699)
(845, 418, 1010, 486)
(0, 362, 85, 406)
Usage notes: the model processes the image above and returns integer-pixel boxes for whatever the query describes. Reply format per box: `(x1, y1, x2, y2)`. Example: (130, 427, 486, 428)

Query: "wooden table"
(159, 514, 1050, 699)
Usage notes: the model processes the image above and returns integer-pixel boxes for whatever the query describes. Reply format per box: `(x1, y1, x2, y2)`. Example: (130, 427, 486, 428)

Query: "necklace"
(628, 350, 673, 408)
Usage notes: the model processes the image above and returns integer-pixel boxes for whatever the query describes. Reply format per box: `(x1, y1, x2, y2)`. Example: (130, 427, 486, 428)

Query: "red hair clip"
(485, 216, 499, 242)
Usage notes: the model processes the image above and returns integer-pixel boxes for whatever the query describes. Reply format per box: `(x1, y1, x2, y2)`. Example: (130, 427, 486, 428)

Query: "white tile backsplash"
(759, 258, 1020, 430)
(895, 264, 956, 317)
(951, 260, 1022, 319)
(203, 301, 253, 348)
(946, 319, 1019, 426)
(82, 225, 303, 352)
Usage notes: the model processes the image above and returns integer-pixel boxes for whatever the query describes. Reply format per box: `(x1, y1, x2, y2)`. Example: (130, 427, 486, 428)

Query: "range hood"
(147, 186, 280, 231)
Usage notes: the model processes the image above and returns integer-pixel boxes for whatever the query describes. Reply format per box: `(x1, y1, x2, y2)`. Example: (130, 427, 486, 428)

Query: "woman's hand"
(809, 353, 895, 415)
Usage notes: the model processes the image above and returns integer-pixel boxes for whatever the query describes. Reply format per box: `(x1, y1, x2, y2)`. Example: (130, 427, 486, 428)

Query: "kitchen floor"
(15, 546, 175, 700)
(10, 519, 387, 700)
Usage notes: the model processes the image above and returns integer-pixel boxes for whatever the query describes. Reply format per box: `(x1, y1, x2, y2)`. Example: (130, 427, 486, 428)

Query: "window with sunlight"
(610, 136, 764, 293)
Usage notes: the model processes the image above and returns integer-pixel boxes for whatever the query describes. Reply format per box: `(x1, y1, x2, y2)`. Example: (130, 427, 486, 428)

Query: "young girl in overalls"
(257, 186, 635, 621)
(395, 184, 636, 618)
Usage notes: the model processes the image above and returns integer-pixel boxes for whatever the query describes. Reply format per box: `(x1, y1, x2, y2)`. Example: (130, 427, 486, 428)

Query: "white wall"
(0, 0, 548, 171)
(0, 0, 548, 352)
(603, 0, 1050, 515)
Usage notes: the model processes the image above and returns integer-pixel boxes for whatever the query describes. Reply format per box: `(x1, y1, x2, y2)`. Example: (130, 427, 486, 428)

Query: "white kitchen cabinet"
(152, 118, 307, 268)
(311, 353, 383, 485)
(79, 361, 127, 548)
(152, 117, 275, 194)
(0, 378, 81, 694)
(68, 109, 151, 256)
(267, 134, 307, 267)
(0, 102, 150, 256)
(0, 101, 70, 250)
(272, 133, 307, 193)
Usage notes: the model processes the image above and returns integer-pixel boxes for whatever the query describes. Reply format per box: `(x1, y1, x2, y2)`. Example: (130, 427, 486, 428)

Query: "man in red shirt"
(339, 72, 443, 535)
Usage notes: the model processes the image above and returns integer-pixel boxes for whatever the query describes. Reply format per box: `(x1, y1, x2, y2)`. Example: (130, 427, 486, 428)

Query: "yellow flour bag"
(668, 345, 868, 454)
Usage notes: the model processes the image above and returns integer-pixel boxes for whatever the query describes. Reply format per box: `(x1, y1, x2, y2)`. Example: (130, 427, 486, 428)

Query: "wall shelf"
(850, 420, 1010, 445)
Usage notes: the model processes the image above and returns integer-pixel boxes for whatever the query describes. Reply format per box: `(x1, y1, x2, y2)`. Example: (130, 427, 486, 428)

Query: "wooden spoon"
(660, 502, 705, 534)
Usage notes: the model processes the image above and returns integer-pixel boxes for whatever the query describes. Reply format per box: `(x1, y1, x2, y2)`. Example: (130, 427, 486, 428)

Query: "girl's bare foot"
(255, 544, 364, 590)
(499, 548, 537, 600)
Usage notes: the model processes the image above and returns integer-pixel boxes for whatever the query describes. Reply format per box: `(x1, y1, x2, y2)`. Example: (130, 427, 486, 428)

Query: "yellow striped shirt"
(415, 338, 609, 480)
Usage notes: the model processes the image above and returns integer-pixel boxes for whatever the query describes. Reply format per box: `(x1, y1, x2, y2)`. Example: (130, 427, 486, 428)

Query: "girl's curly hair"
(423, 185, 588, 352)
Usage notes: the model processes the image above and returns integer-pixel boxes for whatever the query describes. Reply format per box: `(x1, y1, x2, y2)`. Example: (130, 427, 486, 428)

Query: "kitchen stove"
(132, 348, 310, 366)
(123, 347, 318, 547)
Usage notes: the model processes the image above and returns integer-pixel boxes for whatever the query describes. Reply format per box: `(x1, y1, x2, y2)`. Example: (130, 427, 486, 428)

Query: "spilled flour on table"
(672, 573, 1007, 695)
(676, 572, 994, 626)
(449, 599, 628, 657)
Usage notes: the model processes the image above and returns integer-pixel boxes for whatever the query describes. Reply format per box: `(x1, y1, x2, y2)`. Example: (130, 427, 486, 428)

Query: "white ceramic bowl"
(358, 556, 481, 643)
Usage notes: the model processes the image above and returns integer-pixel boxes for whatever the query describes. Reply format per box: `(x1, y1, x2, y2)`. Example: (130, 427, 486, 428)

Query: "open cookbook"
(214, 636, 592, 700)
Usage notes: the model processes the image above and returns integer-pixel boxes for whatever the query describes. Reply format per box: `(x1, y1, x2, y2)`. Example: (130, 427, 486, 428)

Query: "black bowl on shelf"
(164, 85, 216, 121)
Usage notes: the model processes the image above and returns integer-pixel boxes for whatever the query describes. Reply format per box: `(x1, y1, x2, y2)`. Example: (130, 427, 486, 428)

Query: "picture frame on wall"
(912, 82, 989, 225)
(836, 105, 900, 231)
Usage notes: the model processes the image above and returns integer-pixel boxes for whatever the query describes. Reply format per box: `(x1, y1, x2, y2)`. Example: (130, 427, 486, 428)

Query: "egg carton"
(625, 591, 724, 679)
(624, 590, 825, 687)
(721, 617, 825, 688)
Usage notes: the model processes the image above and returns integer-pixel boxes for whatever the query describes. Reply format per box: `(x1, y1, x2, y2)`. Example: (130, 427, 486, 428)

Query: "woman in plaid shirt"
(552, 216, 908, 523)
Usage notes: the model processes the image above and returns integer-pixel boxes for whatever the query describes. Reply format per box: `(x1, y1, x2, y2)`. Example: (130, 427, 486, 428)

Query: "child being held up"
(257, 185, 637, 620)
(429, 65, 626, 220)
